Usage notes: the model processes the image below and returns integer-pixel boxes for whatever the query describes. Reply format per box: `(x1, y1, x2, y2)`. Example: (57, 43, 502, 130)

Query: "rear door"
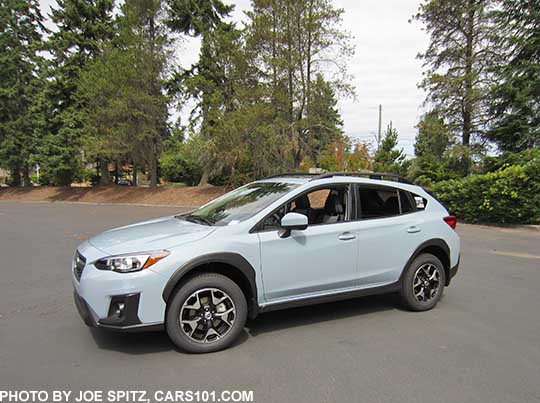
(352, 185, 425, 286)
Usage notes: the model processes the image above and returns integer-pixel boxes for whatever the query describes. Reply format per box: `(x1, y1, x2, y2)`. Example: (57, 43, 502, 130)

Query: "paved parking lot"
(1, 201, 539, 402)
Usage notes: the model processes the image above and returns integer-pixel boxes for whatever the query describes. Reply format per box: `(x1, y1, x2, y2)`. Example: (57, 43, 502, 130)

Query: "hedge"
(430, 159, 540, 224)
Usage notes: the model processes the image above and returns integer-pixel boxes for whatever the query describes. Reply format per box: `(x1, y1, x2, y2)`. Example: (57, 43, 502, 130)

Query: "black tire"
(166, 273, 247, 353)
(400, 253, 446, 311)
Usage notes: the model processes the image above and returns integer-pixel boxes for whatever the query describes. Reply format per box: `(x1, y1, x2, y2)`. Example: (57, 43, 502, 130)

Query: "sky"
(39, 0, 429, 156)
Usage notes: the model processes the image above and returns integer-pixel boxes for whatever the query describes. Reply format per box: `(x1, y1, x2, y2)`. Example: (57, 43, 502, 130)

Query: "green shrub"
(160, 139, 202, 186)
(431, 159, 540, 224)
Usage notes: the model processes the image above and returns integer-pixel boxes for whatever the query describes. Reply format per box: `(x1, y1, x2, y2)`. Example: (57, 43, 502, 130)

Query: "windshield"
(177, 182, 298, 226)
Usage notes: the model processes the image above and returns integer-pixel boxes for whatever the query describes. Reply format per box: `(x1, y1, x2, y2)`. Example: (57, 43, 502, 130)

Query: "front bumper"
(73, 290, 163, 332)
(72, 241, 167, 332)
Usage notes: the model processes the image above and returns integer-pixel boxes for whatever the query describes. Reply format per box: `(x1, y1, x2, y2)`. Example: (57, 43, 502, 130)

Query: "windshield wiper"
(178, 214, 214, 226)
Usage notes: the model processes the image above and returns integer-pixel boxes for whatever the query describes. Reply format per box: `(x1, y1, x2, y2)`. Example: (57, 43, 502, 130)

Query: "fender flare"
(400, 238, 451, 285)
(162, 252, 258, 312)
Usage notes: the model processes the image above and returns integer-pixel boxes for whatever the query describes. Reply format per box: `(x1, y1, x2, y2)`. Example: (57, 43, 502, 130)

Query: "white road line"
(492, 250, 540, 260)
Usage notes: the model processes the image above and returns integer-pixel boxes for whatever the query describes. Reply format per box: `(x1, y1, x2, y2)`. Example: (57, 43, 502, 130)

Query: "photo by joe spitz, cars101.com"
(72, 172, 460, 353)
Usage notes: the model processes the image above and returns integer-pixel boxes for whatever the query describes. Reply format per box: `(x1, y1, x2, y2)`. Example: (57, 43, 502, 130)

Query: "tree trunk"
(22, 164, 31, 187)
(149, 157, 158, 188)
(133, 163, 138, 186)
(462, 0, 475, 175)
(99, 160, 110, 185)
(463, 6, 474, 148)
(114, 162, 119, 184)
(10, 163, 21, 187)
(198, 169, 209, 187)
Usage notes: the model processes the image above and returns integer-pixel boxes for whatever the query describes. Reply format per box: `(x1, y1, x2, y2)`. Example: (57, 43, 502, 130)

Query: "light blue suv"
(73, 173, 460, 353)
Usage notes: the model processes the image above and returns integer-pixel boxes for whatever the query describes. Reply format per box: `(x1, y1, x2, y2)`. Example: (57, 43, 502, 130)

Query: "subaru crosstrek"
(73, 173, 460, 353)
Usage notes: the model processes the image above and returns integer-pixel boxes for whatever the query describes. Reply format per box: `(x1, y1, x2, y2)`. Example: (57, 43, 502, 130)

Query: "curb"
(460, 222, 540, 232)
(0, 199, 195, 209)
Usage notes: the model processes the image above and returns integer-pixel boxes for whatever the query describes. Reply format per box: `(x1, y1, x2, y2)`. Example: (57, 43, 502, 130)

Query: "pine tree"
(78, 0, 170, 188)
(414, 0, 495, 172)
(166, 0, 233, 186)
(488, 0, 540, 152)
(246, 0, 354, 169)
(409, 110, 453, 184)
(307, 74, 344, 165)
(373, 123, 408, 175)
(414, 110, 451, 159)
(41, 0, 114, 186)
(0, 0, 46, 186)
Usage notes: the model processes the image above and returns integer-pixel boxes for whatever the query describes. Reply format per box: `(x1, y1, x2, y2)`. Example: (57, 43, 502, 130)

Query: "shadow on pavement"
(247, 293, 402, 336)
(89, 293, 402, 354)
(90, 328, 175, 354)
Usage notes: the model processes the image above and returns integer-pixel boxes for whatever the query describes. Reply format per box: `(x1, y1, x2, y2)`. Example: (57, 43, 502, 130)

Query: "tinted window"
(399, 190, 415, 214)
(358, 187, 400, 218)
(178, 182, 298, 226)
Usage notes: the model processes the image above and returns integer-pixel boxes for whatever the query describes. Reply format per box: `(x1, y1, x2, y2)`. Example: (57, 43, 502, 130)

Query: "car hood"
(88, 216, 216, 255)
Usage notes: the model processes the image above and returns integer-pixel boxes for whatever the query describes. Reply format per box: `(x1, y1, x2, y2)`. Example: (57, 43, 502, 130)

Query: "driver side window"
(261, 185, 349, 231)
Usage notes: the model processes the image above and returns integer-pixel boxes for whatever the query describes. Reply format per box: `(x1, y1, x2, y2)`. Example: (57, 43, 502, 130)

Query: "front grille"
(73, 251, 86, 281)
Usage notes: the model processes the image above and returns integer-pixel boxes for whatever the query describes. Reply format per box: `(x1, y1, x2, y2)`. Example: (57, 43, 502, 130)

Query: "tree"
(409, 111, 453, 184)
(414, 0, 495, 172)
(487, 0, 540, 152)
(373, 123, 408, 175)
(166, 0, 234, 185)
(41, 0, 114, 185)
(0, 0, 46, 186)
(306, 74, 345, 165)
(318, 137, 372, 172)
(78, 0, 170, 188)
(246, 0, 354, 169)
(414, 110, 451, 159)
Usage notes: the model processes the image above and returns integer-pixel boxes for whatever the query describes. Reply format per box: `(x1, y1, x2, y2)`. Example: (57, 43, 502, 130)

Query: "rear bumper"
(447, 255, 460, 285)
(73, 290, 162, 333)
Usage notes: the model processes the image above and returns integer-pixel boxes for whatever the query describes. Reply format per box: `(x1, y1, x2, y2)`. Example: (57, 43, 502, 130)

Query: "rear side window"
(399, 190, 415, 214)
(357, 187, 400, 219)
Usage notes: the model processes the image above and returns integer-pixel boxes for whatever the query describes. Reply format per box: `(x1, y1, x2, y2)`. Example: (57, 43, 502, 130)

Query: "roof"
(257, 172, 413, 186)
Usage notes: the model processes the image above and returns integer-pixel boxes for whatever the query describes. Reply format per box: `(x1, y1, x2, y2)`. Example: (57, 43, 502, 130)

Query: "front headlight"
(94, 250, 170, 273)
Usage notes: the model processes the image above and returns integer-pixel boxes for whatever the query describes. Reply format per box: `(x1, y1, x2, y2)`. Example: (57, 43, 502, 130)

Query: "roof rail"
(264, 172, 319, 179)
(310, 171, 413, 184)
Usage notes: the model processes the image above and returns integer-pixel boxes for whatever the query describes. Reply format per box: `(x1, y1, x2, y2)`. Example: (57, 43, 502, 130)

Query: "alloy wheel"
(179, 288, 236, 343)
(412, 263, 442, 303)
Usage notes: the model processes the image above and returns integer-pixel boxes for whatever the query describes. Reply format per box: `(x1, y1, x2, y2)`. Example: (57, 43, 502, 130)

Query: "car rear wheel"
(166, 273, 247, 353)
(400, 253, 446, 311)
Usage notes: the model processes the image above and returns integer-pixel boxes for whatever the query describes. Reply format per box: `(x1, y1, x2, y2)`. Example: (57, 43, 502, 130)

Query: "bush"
(160, 138, 202, 186)
(431, 159, 540, 224)
(482, 148, 540, 173)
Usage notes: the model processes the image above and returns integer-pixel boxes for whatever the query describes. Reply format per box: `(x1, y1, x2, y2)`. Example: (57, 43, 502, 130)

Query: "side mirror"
(279, 212, 308, 238)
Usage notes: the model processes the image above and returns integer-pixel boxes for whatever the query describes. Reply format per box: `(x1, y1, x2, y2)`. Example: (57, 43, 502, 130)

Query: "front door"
(257, 185, 359, 303)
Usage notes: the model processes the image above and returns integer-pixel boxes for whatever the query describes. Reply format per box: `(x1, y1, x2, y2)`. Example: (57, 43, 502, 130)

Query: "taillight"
(443, 215, 457, 229)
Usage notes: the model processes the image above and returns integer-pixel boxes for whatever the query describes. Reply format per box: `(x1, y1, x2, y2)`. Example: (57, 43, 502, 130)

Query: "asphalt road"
(1, 201, 539, 403)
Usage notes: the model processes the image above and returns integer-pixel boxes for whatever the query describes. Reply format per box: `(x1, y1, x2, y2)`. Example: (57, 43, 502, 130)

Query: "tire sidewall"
(401, 253, 446, 311)
(166, 273, 248, 353)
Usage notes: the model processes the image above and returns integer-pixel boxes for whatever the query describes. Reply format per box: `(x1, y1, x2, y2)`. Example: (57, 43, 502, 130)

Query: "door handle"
(338, 232, 356, 241)
(407, 226, 421, 234)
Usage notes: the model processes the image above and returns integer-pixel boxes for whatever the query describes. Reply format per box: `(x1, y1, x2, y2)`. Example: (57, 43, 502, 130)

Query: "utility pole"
(377, 104, 382, 150)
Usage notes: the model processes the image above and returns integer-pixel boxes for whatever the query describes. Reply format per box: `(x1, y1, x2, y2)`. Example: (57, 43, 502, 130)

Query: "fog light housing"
(98, 294, 141, 327)
(113, 302, 125, 317)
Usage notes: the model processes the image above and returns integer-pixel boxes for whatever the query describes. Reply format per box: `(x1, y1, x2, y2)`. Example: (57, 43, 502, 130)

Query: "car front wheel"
(166, 273, 247, 353)
(400, 253, 446, 311)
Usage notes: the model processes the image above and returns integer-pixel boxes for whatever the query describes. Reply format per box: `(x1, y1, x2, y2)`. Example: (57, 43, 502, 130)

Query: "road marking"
(492, 250, 540, 260)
